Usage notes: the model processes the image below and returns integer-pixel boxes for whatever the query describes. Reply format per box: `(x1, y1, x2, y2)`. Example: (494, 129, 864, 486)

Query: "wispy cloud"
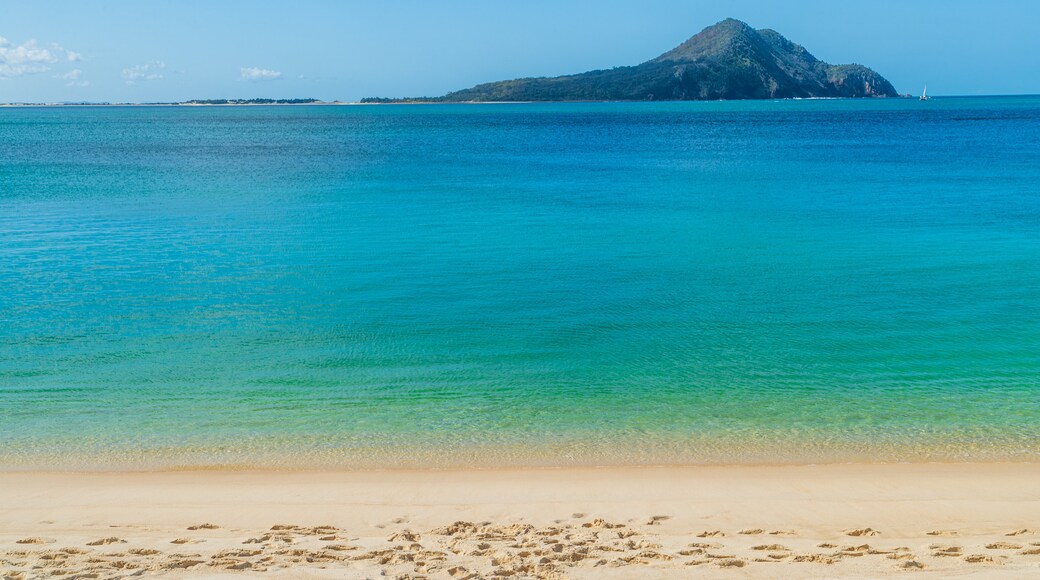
(0, 36, 79, 79)
(240, 67, 281, 81)
(123, 60, 165, 85)
(55, 68, 88, 87)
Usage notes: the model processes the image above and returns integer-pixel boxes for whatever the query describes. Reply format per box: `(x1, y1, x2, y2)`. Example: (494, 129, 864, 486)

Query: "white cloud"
(66, 51, 83, 62)
(123, 60, 165, 85)
(240, 67, 282, 81)
(0, 37, 59, 78)
(55, 68, 88, 87)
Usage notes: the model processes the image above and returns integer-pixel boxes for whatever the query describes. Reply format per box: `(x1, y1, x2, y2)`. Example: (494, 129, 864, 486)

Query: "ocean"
(1, 97, 1038, 469)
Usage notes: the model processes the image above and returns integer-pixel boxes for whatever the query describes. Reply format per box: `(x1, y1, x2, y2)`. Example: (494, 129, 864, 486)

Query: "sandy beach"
(2, 463, 1039, 578)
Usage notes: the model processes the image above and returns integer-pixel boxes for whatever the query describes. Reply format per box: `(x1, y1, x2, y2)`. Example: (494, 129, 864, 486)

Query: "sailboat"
(920, 85, 929, 101)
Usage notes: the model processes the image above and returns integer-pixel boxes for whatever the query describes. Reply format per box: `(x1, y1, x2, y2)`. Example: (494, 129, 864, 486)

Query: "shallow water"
(1, 98, 1038, 469)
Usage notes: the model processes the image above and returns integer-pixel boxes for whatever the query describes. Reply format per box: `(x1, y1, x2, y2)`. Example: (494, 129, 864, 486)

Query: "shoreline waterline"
(4, 459, 1040, 476)
(2, 437, 1038, 472)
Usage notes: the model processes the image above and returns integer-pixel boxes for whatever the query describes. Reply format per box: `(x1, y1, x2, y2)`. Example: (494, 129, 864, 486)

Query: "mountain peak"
(713, 17, 755, 29)
(653, 18, 768, 63)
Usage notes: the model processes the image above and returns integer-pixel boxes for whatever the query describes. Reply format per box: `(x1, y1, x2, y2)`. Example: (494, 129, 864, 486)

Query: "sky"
(1, 0, 1037, 103)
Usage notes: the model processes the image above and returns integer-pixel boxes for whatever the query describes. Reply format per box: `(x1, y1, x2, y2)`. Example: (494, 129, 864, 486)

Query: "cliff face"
(367, 19, 897, 102)
(825, 65, 897, 98)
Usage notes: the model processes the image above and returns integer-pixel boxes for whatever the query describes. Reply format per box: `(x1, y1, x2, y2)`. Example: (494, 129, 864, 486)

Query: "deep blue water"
(1, 97, 1038, 468)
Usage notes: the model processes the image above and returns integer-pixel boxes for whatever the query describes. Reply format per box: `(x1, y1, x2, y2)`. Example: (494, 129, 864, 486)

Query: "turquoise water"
(1, 98, 1039, 469)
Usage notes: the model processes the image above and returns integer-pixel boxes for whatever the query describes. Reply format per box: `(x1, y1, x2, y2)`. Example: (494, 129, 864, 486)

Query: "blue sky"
(1, 0, 1037, 102)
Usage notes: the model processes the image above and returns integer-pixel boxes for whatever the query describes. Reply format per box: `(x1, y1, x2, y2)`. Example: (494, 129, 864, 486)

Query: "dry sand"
(2, 463, 1039, 578)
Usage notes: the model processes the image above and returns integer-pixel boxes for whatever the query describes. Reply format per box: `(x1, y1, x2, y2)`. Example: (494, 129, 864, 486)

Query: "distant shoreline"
(2, 95, 1037, 107)
(0, 97, 905, 108)
(0, 101, 348, 108)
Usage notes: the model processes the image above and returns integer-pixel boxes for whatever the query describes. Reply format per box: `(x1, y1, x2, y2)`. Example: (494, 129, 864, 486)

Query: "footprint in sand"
(751, 544, 789, 551)
(844, 527, 880, 537)
(738, 528, 764, 535)
(715, 558, 746, 568)
(170, 538, 204, 544)
(86, 537, 126, 546)
(14, 537, 55, 544)
(985, 542, 1021, 550)
(926, 530, 958, 537)
(186, 523, 219, 530)
(793, 553, 835, 564)
(679, 548, 705, 556)
(817, 543, 838, 548)
(964, 554, 995, 563)
(269, 524, 299, 531)
(899, 559, 926, 569)
(128, 548, 161, 555)
(696, 530, 725, 538)
(214, 549, 262, 558)
(646, 515, 670, 525)
(836, 544, 870, 557)
(769, 529, 797, 536)
(1007, 529, 1034, 536)
(1019, 547, 1040, 555)
(387, 530, 421, 543)
(864, 547, 892, 555)
(166, 559, 205, 569)
(581, 518, 624, 529)
(929, 545, 962, 557)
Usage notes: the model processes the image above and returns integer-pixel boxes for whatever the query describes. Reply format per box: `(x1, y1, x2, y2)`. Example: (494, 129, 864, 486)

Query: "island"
(363, 18, 897, 102)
